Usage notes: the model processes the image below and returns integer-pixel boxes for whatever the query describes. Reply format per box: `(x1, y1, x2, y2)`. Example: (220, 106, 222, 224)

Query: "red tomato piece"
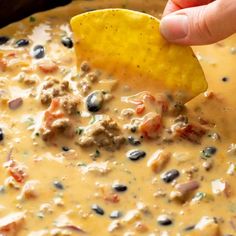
(139, 114, 162, 138)
(0, 58, 7, 72)
(104, 193, 120, 203)
(44, 98, 65, 128)
(38, 60, 58, 73)
(5, 160, 27, 183)
(136, 103, 145, 115)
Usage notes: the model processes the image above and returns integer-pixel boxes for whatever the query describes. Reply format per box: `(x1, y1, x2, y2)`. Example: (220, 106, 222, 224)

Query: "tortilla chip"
(71, 9, 207, 103)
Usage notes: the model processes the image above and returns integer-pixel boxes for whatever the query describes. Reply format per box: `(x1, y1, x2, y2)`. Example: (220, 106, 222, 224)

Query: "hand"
(160, 0, 236, 45)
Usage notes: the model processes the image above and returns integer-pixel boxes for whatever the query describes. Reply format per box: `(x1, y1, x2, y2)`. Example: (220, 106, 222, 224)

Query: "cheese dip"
(0, 0, 236, 235)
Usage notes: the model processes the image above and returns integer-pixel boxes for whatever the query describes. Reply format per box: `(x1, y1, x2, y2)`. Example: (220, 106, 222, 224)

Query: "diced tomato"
(9, 169, 25, 183)
(198, 117, 215, 127)
(104, 193, 120, 203)
(132, 92, 169, 116)
(44, 111, 65, 128)
(204, 91, 215, 99)
(174, 123, 206, 143)
(156, 98, 169, 113)
(143, 93, 156, 103)
(49, 98, 60, 112)
(139, 114, 162, 138)
(135, 222, 149, 233)
(38, 60, 58, 73)
(0, 212, 25, 233)
(6, 52, 17, 58)
(204, 91, 223, 102)
(0, 58, 7, 72)
(129, 92, 154, 105)
(44, 98, 65, 128)
(4, 160, 27, 183)
(136, 103, 145, 115)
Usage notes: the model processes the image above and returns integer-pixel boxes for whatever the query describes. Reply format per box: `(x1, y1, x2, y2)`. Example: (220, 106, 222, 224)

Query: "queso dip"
(0, 0, 236, 235)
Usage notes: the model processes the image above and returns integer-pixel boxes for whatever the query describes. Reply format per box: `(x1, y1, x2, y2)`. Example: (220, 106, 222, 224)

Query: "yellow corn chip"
(71, 9, 207, 103)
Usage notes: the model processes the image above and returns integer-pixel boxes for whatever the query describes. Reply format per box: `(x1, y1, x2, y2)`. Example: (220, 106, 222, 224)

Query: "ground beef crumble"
(171, 116, 207, 144)
(60, 95, 80, 115)
(40, 96, 79, 142)
(41, 117, 75, 142)
(77, 116, 126, 151)
(40, 78, 70, 105)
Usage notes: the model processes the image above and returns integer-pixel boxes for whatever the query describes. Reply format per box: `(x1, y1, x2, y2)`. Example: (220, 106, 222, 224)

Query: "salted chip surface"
(71, 9, 207, 102)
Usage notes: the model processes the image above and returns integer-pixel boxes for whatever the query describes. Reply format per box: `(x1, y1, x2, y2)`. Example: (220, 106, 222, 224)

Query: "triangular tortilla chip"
(71, 9, 207, 103)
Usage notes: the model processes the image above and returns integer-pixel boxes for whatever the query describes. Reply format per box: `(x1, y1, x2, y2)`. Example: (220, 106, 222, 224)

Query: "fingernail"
(160, 15, 189, 41)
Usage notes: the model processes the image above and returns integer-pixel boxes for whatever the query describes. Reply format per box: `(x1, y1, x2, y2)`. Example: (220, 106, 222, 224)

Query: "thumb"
(160, 0, 236, 45)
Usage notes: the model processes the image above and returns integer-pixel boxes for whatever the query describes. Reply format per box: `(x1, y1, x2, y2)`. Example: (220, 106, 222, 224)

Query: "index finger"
(173, 0, 213, 8)
(162, 0, 214, 16)
(162, 0, 180, 16)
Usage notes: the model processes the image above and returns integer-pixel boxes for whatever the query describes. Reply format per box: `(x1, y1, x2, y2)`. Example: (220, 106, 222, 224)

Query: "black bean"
(94, 149, 100, 158)
(112, 183, 127, 192)
(0, 186, 5, 193)
(61, 36, 73, 48)
(32, 45, 45, 59)
(184, 225, 195, 231)
(62, 146, 70, 152)
(0, 36, 9, 45)
(15, 39, 29, 47)
(128, 136, 141, 146)
(53, 181, 64, 190)
(201, 146, 217, 159)
(157, 215, 173, 226)
(127, 150, 146, 161)
(86, 91, 103, 112)
(91, 204, 104, 215)
(0, 128, 4, 141)
(161, 169, 180, 183)
(130, 126, 137, 133)
(110, 210, 122, 219)
(222, 77, 229, 82)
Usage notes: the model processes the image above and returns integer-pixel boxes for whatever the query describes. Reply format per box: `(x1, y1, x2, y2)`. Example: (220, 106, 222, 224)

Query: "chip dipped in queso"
(0, 0, 236, 235)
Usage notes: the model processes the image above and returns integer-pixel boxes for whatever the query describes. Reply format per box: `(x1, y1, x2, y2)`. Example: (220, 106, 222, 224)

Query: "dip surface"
(0, 0, 236, 235)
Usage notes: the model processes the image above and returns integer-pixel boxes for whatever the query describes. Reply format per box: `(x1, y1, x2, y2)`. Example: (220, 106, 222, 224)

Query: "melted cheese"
(0, 0, 236, 235)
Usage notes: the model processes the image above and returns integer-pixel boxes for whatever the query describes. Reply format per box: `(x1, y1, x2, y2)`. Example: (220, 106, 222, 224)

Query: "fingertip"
(160, 14, 189, 42)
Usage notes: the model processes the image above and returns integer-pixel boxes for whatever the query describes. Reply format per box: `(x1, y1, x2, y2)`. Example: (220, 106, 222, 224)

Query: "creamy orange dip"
(0, 0, 236, 235)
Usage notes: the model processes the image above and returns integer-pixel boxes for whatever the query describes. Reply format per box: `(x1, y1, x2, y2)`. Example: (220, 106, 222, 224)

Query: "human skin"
(160, 0, 236, 45)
